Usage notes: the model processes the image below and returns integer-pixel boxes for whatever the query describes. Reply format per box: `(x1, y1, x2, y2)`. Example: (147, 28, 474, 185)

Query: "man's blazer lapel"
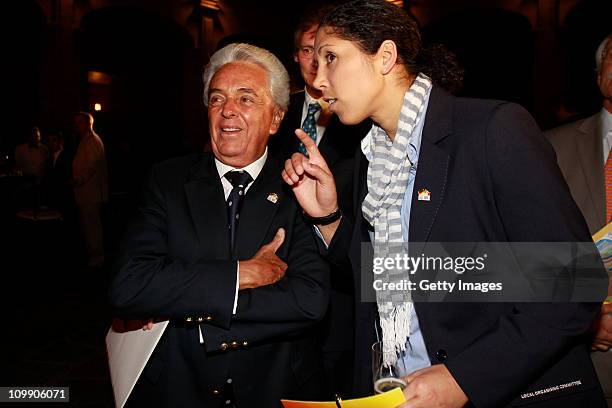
(576, 115, 605, 227)
(184, 155, 231, 259)
(287, 92, 306, 153)
(319, 116, 344, 166)
(409, 87, 452, 243)
(235, 156, 283, 259)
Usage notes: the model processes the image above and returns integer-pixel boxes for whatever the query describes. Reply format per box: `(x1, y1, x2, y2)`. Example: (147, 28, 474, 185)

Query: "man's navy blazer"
(110, 153, 330, 407)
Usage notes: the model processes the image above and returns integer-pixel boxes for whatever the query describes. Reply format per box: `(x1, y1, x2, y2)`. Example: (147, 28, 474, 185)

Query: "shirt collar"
(362, 86, 431, 166)
(214, 147, 268, 182)
(603, 108, 612, 136)
(303, 88, 329, 112)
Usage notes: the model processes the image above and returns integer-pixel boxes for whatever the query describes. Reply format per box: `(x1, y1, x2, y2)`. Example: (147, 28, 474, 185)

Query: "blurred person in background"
(14, 126, 48, 183)
(72, 112, 108, 270)
(14, 126, 49, 209)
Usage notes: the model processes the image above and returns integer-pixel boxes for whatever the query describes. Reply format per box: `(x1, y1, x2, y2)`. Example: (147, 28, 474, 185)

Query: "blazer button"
(205, 316, 213, 321)
(212, 388, 221, 396)
(436, 349, 447, 362)
(185, 316, 193, 322)
(242, 340, 249, 347)
(231, 341, 239, 349)
(196, 317, 203, 322)
(219, 342, 229, 351)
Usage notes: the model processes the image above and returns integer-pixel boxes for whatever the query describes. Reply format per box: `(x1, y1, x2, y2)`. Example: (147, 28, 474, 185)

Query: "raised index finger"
(295, 129, 324, 162)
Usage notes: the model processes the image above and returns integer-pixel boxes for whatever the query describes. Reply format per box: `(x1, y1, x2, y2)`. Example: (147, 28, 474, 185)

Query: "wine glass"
(372, 341, 409, 394)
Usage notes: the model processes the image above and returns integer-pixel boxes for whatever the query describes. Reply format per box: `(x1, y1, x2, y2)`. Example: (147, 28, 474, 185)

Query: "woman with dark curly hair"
(283, 0, 607, 407)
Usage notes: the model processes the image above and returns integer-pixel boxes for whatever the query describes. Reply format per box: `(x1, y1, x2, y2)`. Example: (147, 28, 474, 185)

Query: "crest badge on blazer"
(267, 193, 279, 204)
(417, 188, 431, 202)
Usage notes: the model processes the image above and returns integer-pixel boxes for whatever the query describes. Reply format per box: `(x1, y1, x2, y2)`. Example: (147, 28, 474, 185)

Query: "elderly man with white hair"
(546, 33, 612, 407)
(110, 43, 329, 408)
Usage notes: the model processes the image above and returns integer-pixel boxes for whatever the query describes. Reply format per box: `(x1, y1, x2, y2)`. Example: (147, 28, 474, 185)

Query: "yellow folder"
(592, 222, 612, 303)
(281, 387, 406, 408)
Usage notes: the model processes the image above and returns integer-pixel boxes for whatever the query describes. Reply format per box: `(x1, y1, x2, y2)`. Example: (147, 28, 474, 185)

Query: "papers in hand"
(281, 387, 406, 408)
(106, 319, 169, 408)
(593, 221, 612, 274)
(592, 222, 612, 302)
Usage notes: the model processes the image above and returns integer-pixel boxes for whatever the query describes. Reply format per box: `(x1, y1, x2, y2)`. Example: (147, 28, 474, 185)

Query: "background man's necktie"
(298, 102, 321, 155)
(225, 170, 253, 251)
(606, 151, 612, 223)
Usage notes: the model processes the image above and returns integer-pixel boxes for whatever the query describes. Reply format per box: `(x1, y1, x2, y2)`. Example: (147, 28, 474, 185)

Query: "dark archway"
(561, 0, 612, 117)
(78, 7, 195, 194)
(5, 1, 46, 152)
(423, 8, 534, 110)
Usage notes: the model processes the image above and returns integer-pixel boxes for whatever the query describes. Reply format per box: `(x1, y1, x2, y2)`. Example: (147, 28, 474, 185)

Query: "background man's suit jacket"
(110, 153, 330, 407)
(325, 88, 607, 407)
(545, 113, 606, 235)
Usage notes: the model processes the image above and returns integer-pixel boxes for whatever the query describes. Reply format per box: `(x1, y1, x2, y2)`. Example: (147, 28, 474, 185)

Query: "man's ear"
(269, 109, 286, 135)
(378, 40, 398, 75)
(293, 51, 299, 64)
(597, 71, 602, 88)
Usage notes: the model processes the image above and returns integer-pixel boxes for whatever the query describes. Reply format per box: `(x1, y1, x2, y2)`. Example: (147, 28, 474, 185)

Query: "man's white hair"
(595, 34, 611, 73)
(202, 43, 290, 111)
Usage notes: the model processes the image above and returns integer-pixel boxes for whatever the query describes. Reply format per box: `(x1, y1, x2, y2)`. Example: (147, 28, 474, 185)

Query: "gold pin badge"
(417, 188, 431, 202)
(267, 193, 279, 204)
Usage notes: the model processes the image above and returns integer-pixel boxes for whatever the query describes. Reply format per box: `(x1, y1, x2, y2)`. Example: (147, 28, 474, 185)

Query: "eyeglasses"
(297, 46, 315, 59)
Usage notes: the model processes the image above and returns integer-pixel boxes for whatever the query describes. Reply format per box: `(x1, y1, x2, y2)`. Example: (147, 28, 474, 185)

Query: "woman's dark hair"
(320, 0, 463, 93)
